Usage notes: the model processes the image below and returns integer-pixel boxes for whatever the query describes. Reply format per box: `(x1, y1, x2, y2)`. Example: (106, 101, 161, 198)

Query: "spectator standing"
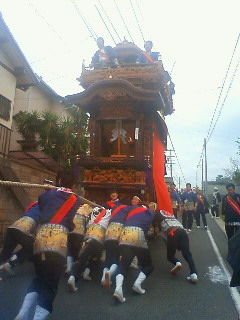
(222, 183, 240, 239)
(195, 189, 209, 229)
(211, 187, 221, 218)
(181, 183, 196, 232)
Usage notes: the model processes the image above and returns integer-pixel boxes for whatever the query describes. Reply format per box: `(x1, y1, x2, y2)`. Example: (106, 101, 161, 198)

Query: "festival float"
(66, 41, 173, 211)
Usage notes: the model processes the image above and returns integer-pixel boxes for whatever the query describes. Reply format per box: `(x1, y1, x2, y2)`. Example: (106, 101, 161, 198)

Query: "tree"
(13, 108, 89, 168)
(13, 111, 41, 140)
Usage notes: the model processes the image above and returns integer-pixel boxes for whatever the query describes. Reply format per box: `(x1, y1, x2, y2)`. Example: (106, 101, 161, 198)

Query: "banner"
(153, 125, 173, 214)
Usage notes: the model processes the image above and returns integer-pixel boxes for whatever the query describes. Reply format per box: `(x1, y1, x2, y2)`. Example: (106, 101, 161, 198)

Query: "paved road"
(0, 215, 239, 320)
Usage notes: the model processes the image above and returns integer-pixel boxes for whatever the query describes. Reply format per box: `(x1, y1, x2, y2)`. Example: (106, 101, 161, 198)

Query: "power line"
(98, 0, 122, 43)
(207, 56, 240, 142)
(114, 0, 134, 43)
(95, 5, 117, 45)
(205, 33, 240, 142)
(196, 33, 240, 168)
(129, 0, 145, 43)
(70, 0, 98, 41)
(27, 1, 71, 53)
(167, 133, 186, 184)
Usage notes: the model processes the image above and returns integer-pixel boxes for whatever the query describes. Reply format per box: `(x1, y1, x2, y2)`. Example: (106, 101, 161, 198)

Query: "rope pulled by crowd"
(0, 179, 102, 208)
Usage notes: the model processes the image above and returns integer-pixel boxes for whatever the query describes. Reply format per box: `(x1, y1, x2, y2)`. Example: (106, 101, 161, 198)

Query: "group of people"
(90, 37, 175, 95)
(169, 182, 210, 232)
(90, 37, 160, 69)
(0, 183, 199, 319)
(169, 181, 240, 289)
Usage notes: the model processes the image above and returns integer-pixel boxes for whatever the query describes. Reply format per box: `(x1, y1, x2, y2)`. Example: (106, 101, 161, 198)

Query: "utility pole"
(179, 177, 181, 190)
(201, 158, 204, 191)
(166, 149, 175, 181)
(204, 138, 208, 195)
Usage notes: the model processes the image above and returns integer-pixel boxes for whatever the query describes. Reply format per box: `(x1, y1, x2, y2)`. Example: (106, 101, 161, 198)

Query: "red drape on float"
(153, 125, 173, 214)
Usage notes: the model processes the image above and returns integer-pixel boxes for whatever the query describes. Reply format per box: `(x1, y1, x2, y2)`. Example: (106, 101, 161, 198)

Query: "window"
(0, 94, 11, 121)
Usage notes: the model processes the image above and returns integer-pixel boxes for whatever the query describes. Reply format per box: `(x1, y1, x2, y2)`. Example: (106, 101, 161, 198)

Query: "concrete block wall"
(0, 159, 57, 245)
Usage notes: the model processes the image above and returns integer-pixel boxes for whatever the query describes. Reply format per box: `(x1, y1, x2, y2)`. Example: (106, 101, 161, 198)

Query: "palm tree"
(13, 111, 41, 140)
(38, 111, 59, 156)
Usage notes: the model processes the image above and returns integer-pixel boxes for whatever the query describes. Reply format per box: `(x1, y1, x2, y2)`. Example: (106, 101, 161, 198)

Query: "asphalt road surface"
(0, 215, 239, 320)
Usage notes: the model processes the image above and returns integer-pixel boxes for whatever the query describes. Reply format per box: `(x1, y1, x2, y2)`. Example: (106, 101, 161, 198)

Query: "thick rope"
(0, 179, 102, 208)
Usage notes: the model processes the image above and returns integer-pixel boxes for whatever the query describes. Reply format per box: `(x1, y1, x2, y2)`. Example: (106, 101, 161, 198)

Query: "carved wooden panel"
(83, 167, 146, 184)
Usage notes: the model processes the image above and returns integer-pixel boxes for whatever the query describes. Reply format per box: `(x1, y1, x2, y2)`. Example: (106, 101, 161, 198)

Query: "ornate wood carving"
(83, 167, 146, 184)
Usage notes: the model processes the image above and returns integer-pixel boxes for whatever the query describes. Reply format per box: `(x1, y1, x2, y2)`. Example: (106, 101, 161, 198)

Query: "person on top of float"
(136, 40, 159, 64)
(90, 37, 118, 69)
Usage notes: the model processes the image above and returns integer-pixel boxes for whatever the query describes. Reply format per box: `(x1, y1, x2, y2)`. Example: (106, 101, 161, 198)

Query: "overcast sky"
(1, 0, 240, 188)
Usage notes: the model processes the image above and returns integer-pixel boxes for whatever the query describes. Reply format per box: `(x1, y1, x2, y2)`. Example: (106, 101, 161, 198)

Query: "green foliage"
(13, 111, 41, 140)
(13, 108, 89, 168)
(233, 169, 240, 185)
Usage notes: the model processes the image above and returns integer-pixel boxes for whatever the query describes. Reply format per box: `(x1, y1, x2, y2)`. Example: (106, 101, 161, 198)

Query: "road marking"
(206, 265, 228, 284)
(207, 228, 240, 316)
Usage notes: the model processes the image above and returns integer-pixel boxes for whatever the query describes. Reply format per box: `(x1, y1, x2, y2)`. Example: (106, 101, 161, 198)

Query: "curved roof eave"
(66, 79, 160, 106)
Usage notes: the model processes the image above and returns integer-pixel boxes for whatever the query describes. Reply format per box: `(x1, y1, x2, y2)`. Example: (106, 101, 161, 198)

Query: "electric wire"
(168, 133, 186, 184)
(70, 0, 98, 41)
(95, 5, 117, 45)
(206, 56, 240, 142)
(205, 33, 240, 142)
(129, 0, 145, 43)
(196, 33, 240, 168)
(114, 0, 134, 43)
(98, 0, 122, 43)
(27, 1, 71, 53)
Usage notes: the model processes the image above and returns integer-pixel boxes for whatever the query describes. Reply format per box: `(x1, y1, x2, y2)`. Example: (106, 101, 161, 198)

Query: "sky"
(1, 0, 240, 188)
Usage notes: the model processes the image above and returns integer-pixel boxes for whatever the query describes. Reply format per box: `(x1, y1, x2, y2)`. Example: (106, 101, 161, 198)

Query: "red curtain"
(153, 125, 173, 214)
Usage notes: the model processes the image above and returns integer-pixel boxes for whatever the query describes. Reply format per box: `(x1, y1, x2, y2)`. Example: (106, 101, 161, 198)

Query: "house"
(0, 13, 69, 241)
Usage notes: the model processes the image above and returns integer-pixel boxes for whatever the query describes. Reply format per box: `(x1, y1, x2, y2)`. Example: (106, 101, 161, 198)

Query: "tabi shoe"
(187, 273, 198, 283)
(170, 262, 182, 275)
(68, 275, 78, 292)
(113, 274, 126, 303)
(101, 267, 109, 285)
(14, 292, 38, 320)
(132, 271, 146, 294)
(82, 267, 92, 281)
(33, 305, 49, 320)
(103, 264, 117, 290)
(197, 226, 200, 229)
(3, 262, 15, 275)
(187, 229, 191, 233)
(130, 256, 139, 269)
(204, 226, 208, 229)
(65, 256, 73, 274)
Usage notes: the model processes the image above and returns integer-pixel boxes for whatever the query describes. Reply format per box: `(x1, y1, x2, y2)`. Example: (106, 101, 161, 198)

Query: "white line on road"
(207, 228, 240, 317)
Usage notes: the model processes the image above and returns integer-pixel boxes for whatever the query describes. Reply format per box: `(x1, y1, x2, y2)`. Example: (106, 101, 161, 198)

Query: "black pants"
(211, 205, 219, 217)
(104, 240, 120, 268)
(195, 210, 207, 227)
(71, 238, 103, 282)
(27, 252, 65, 313)
(225, 225, 240, 239)
(0, 228, 34, 264)
(117, 244, 154, 278)
(67, 233, 84, 261)
(182, 210, 194, 230)
(173, 208, 178, 219)
(167, 228, 197, 274)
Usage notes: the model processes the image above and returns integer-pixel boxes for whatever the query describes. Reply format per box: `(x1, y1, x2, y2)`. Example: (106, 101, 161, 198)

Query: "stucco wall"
(0, 49, 16, 129)
(10, 85, 67, 150)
